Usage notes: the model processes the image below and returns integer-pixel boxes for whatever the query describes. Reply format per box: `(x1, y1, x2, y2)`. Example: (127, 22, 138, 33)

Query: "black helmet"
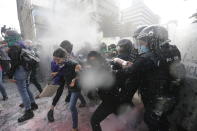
(108, 44, 116, 51)
(117, 39, 133, 54)
(60, 40, 73, 54)
(133, 25, 147, 38)
(137, 25, 170, 50)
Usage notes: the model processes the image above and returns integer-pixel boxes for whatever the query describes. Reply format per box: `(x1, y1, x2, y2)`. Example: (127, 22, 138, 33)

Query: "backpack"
(20, 48, 40, 71)
(154, 43, 186, 94)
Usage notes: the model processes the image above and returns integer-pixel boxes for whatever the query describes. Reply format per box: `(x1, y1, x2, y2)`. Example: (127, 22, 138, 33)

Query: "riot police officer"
(117, 25, 184, 131)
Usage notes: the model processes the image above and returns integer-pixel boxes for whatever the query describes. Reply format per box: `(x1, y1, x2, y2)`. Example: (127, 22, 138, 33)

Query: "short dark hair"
(60, 40, 73, 54)
(87, 51, 105, 62)
(53, 48, 67, 58)
(88, 51, 101, 58)
(117, 39, 133, 54)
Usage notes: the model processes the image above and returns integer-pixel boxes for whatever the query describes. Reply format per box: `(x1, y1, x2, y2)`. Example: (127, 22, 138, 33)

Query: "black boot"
(47, 110, 54, 122)
(65, 91, 71, 103)
(18, 110, 34, 123)
(19, 103, 24, 108)
(31, 103, 38, 110)
(3, 96, 8, 101)
(65, 95, 71, 103)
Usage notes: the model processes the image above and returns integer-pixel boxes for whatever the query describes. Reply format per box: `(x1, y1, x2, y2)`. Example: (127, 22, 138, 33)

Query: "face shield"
(132, 37, 140, 49)
(137, 40, 150, 54)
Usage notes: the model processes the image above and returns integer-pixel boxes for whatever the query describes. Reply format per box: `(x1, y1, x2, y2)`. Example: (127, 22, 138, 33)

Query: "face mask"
(58, 62, 65, 68)
(138, 45, 149, 54)
(57, 58, 67, 67)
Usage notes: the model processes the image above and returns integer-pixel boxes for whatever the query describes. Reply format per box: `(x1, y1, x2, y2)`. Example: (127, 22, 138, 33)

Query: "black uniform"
(117, 43, 183, 131)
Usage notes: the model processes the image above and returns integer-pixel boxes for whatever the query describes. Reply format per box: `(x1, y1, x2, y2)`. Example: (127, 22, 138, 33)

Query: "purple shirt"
(51, 61, 64, 85)
(15, 41, 26, 49)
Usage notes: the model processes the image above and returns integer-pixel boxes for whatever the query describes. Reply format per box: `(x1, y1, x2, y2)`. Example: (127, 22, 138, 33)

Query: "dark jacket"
(117, 45, 182, 109)
(62, 60, 80, 92)
(7, 45, 22, 79)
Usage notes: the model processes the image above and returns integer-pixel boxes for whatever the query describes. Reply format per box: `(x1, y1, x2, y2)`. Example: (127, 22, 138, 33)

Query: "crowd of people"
(0, 25, 187, 131)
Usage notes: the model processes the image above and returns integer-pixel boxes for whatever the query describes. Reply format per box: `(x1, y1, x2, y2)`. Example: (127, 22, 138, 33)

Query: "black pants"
(52, 83, 64, 106)
(65, 90, 71, 102)
(91, 101, 120, 131)
(30, 68, 42, 93)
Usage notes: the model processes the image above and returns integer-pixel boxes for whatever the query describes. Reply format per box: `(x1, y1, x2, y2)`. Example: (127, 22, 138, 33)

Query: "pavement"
(0, 82, 148, 131)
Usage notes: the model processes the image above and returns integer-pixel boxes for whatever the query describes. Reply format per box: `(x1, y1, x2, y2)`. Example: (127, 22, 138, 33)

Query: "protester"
(52, 48, 82, 131)
(47, 58, 67, 122)
(7, 45, 38, 123)
(24, 40, 43, 95)
(60, 40, 86, 107)
(107, 44, 117, 58)
(47, 40, 86, 124)
(86, 51, 136, 131)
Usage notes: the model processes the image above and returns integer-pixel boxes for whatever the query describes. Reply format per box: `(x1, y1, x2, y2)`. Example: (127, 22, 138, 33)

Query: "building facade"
(16, 0, 52, 41)
(16, 0, 121, 40)
(121, 0, 160, 37)
(16, 0, 35, 40)
(91, 0, 120, 37)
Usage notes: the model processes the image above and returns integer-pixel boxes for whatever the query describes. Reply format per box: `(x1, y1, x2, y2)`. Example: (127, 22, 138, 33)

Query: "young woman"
(52, 48, 82, 131)
(47, 41, 86, 123)
(7, 45, 38, 123)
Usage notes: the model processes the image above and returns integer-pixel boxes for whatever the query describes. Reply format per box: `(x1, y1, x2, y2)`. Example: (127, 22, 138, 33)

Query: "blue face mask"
(138, 45, 149, 54)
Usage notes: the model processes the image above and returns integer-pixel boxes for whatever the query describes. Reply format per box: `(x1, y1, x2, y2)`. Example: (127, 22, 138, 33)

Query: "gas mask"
(138, 45, 150, 54)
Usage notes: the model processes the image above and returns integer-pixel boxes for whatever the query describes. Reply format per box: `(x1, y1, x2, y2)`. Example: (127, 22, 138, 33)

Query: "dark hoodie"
(7, 45, 22, 79)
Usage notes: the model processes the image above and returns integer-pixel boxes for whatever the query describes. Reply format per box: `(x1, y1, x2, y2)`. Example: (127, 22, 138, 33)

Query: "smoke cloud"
(37, 0, 101, 52)
(80, 68, 115, 90)
(33, 0, 102, 80)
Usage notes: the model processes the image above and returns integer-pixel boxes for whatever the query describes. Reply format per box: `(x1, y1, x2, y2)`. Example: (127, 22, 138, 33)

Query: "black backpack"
(20, 48, 40, 71)
(154, 43, 186, 94)
(159, 43, 180, 62)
